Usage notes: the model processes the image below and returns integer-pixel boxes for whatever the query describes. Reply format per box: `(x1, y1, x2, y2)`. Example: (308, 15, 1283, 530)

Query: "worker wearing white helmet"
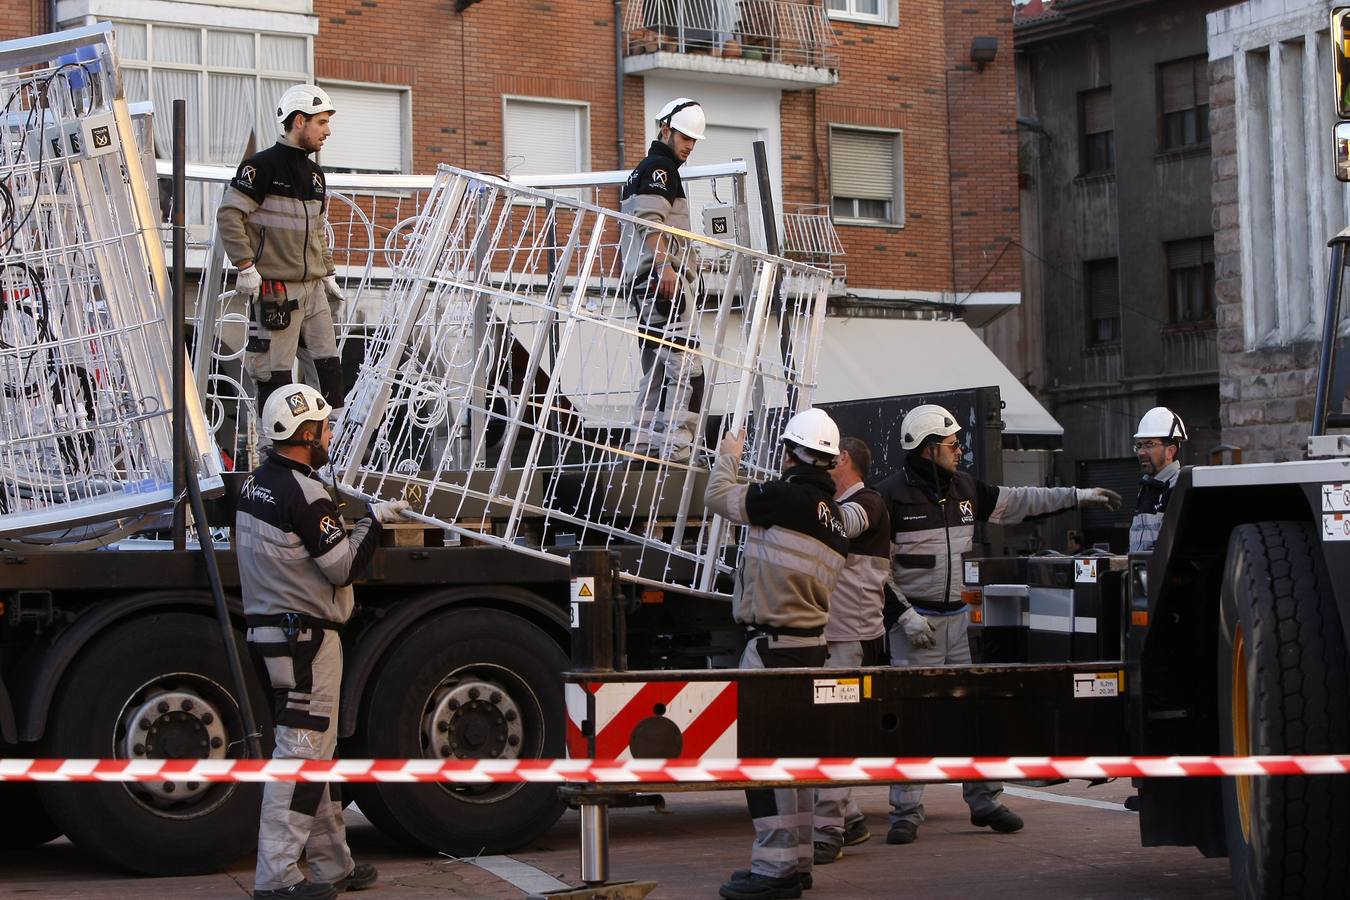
(237, 383, 408, 899)
(618, 97, 708, 462)
(217, 83, 349, 448)
(1129, 406, 1187, 553)
(705, 408, 850, 900)
(876, 403, 1122, 847)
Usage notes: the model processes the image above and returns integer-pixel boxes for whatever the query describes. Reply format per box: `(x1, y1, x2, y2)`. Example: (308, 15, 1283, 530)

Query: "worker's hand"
(322, 274, 345, 304)
(718, 427, 746, 460)
(367, 499, 410, 523)
(658, 264, 678, 299)
(1076, 487, 1122, 511)
(235, 264, 261, 297)
(898, 607, 936, 649)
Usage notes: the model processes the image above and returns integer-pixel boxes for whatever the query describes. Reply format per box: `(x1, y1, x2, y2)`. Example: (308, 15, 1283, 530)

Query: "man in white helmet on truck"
(217, 84, 349, 444)
(877, 403, 1122, 847)
(617, 97, 708, 462)
(705, 408, 850, 900)
(1129, 406, 1187, 553)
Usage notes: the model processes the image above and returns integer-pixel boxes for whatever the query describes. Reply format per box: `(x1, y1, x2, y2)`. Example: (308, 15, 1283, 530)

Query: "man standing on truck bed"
(879, 403, 1122, 847)
(1129, 406, 1187, 553)
(237, 383, 408, 900)
(705, 408, 850, 900)
(217, 84, 349, 436)
(811, 436, 887, 866)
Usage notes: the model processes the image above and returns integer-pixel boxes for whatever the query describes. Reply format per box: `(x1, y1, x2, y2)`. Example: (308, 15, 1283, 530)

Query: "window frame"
(1165, 236, 1217, 324)
(1079, 86, 1115, 176)
(501, 95, 592, 202)
(825, 0, 898, 28)
(1084, 257, 1122, 348)
(828, 124, 905, 228)
(316, 79, 412, 175)
(1157, 55, 1211, 152)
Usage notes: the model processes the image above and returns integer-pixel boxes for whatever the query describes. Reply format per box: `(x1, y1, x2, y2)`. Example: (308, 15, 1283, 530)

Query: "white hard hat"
(1135, 406, 1187, 441)
(276, 84, 336, 129)
(781, 408, 840, 458)
(655, 97, 706, 141)
(900, 404, 960, 451)
(261, 383, 331, 442)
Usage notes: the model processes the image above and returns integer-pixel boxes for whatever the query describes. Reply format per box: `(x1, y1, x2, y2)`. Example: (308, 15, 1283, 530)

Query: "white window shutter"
(319, 84, 404, 172)
(504, 99, 587, 177)
(831, 129, 894, 201)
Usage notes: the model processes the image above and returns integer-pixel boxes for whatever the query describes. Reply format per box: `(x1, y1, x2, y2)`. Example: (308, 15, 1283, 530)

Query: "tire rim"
(1231, 623, 1253, 842)
(113, 672, 239, 819)
(418, 663, 541, 805)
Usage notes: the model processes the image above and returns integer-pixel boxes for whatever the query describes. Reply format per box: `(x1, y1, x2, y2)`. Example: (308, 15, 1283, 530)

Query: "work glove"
(322, 274, 345, 304)
(367, 499, 410, 523)
(1076, 487, 1123, 511)
(898, 607, 936, 650)
(235, 264, 261, 297)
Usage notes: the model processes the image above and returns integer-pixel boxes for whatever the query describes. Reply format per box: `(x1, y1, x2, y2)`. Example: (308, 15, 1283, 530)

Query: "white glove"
(322, 274, 345, 303)
(235, 264, 261, 297)
(898, 607, 936, 650)
(367, 499, 410, 523)
(1076, 487, 1123, 511)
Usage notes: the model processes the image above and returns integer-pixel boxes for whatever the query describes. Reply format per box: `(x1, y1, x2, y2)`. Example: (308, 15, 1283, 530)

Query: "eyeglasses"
(1133, 440, 1164, 452)
(936, 440, 962, 451)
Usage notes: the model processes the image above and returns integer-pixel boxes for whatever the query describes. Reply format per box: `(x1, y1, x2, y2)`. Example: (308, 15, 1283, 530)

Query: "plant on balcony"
(722, 38, 742, 58)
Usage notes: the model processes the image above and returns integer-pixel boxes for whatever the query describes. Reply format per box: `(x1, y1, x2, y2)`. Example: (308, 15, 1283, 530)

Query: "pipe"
(614, 0, 626, 168)
(579, 801, 611, 884)
(172, 100, 187, 550)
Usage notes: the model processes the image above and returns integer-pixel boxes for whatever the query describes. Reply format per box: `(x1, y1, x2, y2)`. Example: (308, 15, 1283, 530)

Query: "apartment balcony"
(622, 0, 840, 89)
(782, 204, 846, 290)
(1159, 321, 1218, 375)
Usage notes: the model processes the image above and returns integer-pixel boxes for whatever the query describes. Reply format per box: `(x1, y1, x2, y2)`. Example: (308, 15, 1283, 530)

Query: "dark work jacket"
(1129, 461, 1180, 553)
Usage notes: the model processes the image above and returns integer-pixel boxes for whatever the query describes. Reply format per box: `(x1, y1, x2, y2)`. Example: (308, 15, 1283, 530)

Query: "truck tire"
(0, 783, 62, 846)
(348, 607, 567, 854)
(1217, 521, 1350, 899)
(39, 612, 270, 875)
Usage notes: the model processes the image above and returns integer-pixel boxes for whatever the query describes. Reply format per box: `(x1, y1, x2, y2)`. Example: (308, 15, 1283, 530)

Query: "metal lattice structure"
(328, 165, 832, 597)
(0, 25, 221, 538)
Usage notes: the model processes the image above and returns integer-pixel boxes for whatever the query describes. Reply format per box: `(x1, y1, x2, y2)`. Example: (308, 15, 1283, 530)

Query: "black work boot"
(731, 869, 812, 891)
(333, 863, 378, 891)
(971, 805, 1025, 833)
(842, 819, 871, 846)
(886, 821, 918, 844)
(719, 869, 804, 899)
(253, 881, 337, 900)
(812, 841, 842, 865)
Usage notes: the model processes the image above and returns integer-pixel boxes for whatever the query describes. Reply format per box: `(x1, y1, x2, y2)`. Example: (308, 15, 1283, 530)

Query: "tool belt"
(910, 598, 967, 615)
(258, 279, 297, 331)
(745, 623, 825, 639)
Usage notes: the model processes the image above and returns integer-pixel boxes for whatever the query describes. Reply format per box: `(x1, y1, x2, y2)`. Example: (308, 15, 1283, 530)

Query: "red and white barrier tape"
(2, 756, 1350, 784)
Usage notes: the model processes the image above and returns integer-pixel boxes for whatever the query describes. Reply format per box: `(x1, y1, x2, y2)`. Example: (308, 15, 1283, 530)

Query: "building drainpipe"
(613, 0, 626, 169)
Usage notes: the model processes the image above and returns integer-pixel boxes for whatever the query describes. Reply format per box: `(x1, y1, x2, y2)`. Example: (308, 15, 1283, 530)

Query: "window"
(1085, 258, 1120, 346)
(318, 83, 408, 173)
(503, 98, 590, 194)
(830, 127, 903, 225)
(1159, 56, 1210, 150)
(1080, 88, 1114, 175)
(826, 0, 894, 25)
(1166, 237, 1216, 323)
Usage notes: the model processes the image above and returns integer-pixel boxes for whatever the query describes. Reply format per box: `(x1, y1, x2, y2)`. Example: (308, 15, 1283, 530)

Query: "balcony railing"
(782, 204, 846, 283)
(623, 0, 839, 71)
(1159, 322, 1218, 374)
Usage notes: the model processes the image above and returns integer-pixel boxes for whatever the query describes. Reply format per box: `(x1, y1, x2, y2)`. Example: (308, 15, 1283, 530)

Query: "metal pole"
(569, 549, 619, 672)
(171, 99, 187, 549)
(579, 800, 611, 884)
(751, 141, 799, 414)
(1313, 233, 1350, 436)
(613, 0, 626, 169)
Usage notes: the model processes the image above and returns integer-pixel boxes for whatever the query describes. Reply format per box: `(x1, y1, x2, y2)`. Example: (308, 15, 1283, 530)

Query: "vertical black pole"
(613, 0, 626, 170)
(752, 140, 798, 415)
(171, 99, 187, 549)
(1313, 236, 1348, 436)
(569, 549, 620, 672)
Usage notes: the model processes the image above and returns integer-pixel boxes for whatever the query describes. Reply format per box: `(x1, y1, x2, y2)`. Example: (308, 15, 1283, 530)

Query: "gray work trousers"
(626, 274, 705, 459)
(244, 278, 339, 383)
(742, 633, 828, 879)
(248, 625, 354, 892)
(886, 610, 1003, 827)
(812, 639, 878, 847)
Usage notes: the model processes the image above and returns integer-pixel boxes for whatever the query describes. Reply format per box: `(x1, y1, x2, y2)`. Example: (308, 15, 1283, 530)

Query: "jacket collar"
(1147, 460, 1181, 486)
(836, 480, 865, 502)
(783, 462, 836, 494)
(276, 136, 312, 157)
(646, 139, 682, 167)
(265, 449, 315, 478)
(904, 451, 953, 498)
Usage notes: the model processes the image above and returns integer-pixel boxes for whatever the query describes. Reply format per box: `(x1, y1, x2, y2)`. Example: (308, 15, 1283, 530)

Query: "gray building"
(1012, 0, 1227, 548)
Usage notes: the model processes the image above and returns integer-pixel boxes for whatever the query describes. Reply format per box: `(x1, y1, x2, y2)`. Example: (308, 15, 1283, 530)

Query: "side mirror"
(1334, 8, 1350, 120)
(1337, 122, 1350, 183)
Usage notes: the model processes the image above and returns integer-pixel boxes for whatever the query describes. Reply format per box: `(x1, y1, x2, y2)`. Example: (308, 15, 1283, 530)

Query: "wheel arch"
(339, 585, 568, 738)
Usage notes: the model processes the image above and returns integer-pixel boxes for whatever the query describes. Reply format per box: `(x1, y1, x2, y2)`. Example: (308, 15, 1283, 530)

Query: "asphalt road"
(0, 780, 1236, 898)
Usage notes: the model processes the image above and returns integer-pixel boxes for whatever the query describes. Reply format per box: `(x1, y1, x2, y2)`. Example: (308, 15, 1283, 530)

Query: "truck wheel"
(39, 612, 270, 875)
(1217, 521, 1350, 899)
(0, 783, 62, 846)
(350, 608, 567, 854)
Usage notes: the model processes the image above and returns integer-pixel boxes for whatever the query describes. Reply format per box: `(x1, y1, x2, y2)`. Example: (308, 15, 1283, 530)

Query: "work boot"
(718, 870, 803, 900)
(886, 821, 918, 845)
(732, 870, 811, 891)
(333, 863, 378, 891)
(842, 819, 872, 846)
(971, 805, 1024, 833)
(812, 841, 842, 865)
(253, 881, 337, 900)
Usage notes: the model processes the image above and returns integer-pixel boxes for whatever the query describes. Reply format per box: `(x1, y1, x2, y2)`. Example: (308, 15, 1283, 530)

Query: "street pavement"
(0, 780, 1235, 898)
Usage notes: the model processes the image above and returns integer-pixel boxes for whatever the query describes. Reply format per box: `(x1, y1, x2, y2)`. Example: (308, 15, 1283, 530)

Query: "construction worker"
(1129, 406, 1187, 553)
(705, 408, 850, 900)
(812, 436, 888, 865)
(237, 383, 408, 899)
(879, 404, 1122, 846)
(618, 97, 708, 463)
(218, 84, 348, 439)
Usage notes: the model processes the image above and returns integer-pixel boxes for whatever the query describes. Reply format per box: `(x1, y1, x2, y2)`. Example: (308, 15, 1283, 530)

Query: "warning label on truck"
(1074, 559, 1099, 583)
(569, 577, 595, 627)
(813, 678, 861, 705)
(1322, 483, 1350, 512)
(1323, 513, 1350, 542)
(1073, 672, 1120, 698)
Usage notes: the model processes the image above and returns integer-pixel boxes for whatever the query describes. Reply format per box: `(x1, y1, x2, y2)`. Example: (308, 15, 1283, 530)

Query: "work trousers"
(741, 633, 828, 879)
(248, 624, 353, 891)
(625, 273, 704, 460)
(813, 636, 886, 847)
(886, 609, 1003, 826)
(245, 278, 345, 422)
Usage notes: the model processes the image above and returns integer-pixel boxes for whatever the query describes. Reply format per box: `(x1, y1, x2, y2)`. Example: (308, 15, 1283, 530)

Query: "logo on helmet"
(286, 392, 310, 417)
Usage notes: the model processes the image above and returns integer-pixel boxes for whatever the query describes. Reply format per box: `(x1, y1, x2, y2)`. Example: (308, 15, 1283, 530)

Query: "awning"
(812, 317, 1063, 439)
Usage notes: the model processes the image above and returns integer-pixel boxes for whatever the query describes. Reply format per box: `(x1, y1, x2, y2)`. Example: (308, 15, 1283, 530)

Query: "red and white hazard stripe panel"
(2, 755, 1350, 784)
(566, 680, 738, 760)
